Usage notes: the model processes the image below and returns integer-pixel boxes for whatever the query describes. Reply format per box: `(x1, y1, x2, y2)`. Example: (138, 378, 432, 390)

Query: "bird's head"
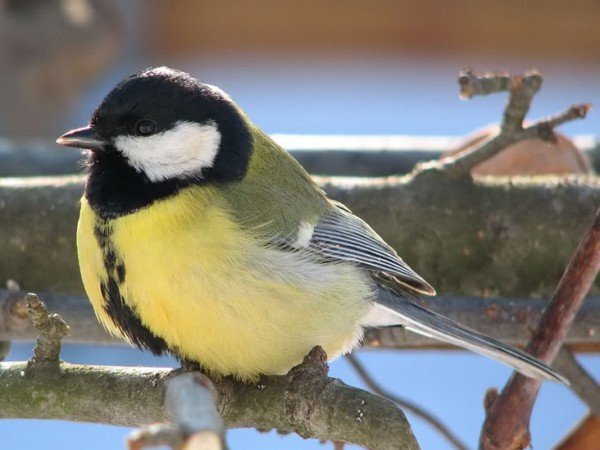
(57, 67, 253, 183)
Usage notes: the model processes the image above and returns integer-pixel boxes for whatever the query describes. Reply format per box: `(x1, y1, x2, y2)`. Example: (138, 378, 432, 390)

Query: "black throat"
(84, 150, 196, 218)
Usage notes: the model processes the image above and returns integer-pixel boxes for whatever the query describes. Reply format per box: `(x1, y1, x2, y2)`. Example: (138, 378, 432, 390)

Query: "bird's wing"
(222, 134, 568, 383)
(267, 204, 569, 383)
(280, 205, 436, 296)
(221, 129, 434, 295)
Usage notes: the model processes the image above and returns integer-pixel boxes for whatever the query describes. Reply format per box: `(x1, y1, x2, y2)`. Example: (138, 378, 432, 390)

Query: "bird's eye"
(135, 119, 156, 136)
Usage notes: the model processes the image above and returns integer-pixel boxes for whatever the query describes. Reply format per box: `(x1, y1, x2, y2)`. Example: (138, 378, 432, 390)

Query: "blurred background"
(1, 1, 599, 449)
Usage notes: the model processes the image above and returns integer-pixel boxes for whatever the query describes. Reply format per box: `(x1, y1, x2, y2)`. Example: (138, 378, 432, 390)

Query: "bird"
(56, 67, 567, 384)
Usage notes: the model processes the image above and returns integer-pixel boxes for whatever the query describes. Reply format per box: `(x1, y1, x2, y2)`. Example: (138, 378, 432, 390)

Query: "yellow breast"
(77, 186, 372, 379)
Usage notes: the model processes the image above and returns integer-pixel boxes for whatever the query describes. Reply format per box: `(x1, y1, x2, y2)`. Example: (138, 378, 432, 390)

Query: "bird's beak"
(56, 126, 107, 151)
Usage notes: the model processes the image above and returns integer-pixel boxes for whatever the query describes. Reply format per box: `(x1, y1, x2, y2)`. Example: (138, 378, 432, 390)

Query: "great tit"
(57, 67, 566, 383)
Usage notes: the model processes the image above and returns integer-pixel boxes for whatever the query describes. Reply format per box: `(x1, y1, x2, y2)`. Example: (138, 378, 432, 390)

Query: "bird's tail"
(375, 289, 569, 384)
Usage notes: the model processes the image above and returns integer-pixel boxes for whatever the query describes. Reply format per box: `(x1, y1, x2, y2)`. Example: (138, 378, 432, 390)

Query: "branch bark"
(2, 174, 599, 299)
(480, 208, 600, 450)
(3, 290, 598, 351)
(0, 358, 419, 450)
(1, 295, 419, 449)
(458, 70, 543, 133)
(2, 294, 419, 449)
(25, 292, 69, 367)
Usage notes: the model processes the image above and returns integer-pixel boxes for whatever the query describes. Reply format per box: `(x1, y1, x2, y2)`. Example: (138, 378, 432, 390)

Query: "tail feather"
(375, 290, 569, 385)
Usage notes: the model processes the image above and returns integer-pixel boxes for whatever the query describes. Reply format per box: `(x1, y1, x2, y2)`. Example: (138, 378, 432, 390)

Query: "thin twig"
(480, 207, 600, 450)
(501, 72, 542, 133)
(25, 293, 69, 367)
(553, 347, 600, 416)
(458, 70, 513, 99)
(458, 69, 543, 133)
(128, 373, 225, 450)
(433, 103, 590, 177)
(425, 70, 591, 177)
(346, 353, 468, 450)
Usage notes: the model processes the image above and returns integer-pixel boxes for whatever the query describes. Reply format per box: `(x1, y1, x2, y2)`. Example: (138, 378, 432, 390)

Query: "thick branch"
(480, 208, 600, 450)
(2, 175, 599, 298)
(0, 361, 418, 450)
(365, 295, 599, 351)
(3, 290, 598, 350)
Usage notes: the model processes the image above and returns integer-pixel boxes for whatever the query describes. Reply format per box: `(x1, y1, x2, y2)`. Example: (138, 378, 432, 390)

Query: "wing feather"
(300, 208, 435, 295)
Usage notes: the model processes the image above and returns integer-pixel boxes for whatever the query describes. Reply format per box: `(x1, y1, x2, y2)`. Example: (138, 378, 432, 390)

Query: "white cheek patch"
(114, 120, 221, 182)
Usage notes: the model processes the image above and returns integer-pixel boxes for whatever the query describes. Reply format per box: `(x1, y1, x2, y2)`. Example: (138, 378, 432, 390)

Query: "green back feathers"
(220, 126, 329, 238)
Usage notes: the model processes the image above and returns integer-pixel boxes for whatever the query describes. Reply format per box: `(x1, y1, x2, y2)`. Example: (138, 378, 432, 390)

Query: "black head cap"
(71, 68, 254, 217)
(91, 67, 253, 182)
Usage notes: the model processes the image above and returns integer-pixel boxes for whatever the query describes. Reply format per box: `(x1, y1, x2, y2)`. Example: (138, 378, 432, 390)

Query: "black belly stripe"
(94, 219, 168, 355)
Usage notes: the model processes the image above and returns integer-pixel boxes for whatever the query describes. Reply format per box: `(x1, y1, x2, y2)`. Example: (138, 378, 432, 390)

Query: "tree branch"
(480, 208, 600, 450)
(1, 297, 419, 449)
(424, 70, 591, 177)
(25, 292, 68, 367)
(3, 290, 598, 351)
(365, 295, 600, 352)
(2, 174, 599, 299)
(458, 70, 543, 133)
(0, 358, 419, 450)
